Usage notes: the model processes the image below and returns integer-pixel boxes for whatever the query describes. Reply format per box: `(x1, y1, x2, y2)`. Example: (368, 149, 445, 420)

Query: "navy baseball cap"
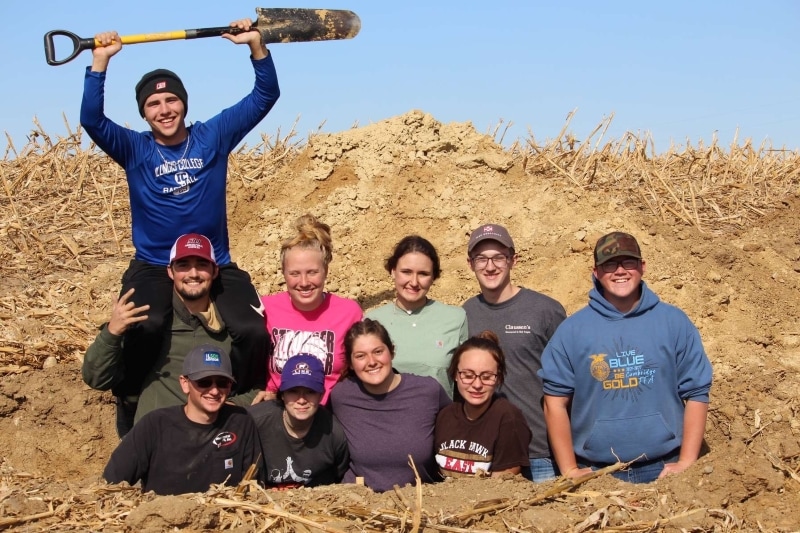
(280, 354, 325, 393)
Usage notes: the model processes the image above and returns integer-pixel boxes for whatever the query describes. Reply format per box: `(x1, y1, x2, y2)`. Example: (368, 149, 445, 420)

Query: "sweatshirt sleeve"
(103, 415, 153, 487)
(203, 53, 280, 153)
(539, 327, 576, 397)
(79, 68, 138, 167)
(458, 311, 469, 344)
(229, 388, 259, 407)
(82, 326, 125, 391)
(675, 315, 713, 402)
(437, 383, 452, 410)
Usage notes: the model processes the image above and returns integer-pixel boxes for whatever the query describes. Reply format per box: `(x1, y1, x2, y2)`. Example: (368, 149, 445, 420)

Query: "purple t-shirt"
(330, 372, 451, 492)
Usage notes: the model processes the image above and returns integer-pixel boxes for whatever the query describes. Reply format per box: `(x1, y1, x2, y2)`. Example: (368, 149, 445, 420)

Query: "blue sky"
(3, 1, 799, 154)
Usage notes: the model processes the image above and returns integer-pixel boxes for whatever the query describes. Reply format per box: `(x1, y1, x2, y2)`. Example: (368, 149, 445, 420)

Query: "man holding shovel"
(80, 17, 279, 436)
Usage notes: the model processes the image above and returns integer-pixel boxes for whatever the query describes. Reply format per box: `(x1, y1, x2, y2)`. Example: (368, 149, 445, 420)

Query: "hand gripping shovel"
(44, 8, 361, 66)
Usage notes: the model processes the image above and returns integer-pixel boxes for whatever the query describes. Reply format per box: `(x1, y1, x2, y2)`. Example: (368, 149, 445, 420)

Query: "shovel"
(44, 8, 361, 66)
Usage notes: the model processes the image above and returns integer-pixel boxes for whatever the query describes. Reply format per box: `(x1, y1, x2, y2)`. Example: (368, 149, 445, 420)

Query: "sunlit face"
(592, 256, 646, 312)
(168, 256, 218, 302)
(283, 247, 328, 312)
(180, 374, 232, 421)
(468, 241, 516, 295)
(143, 92, 187, 144)
(455, 348, 499, 412)
(392, 252, 434, 311)
(282, 386, 322, 423)
(350, 334, 394, 394)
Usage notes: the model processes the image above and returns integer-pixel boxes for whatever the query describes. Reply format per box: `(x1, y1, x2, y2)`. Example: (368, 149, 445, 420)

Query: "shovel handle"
(43, 9, 360, 66)
(44, 30, 96, 66)
(43, 27, 255, 66)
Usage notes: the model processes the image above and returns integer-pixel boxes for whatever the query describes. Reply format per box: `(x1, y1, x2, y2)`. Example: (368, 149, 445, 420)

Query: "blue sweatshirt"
(80, 54, 280, 265)
(540, 279, 712, 464)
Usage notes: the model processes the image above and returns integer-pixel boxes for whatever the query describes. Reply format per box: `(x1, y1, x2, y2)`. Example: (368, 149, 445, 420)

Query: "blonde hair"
(280, 214, 333, 268)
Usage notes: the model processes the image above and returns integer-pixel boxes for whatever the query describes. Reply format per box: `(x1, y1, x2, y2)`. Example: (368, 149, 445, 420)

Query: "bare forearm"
(225, 18, 268, 59)
(89, 31, 121, 72)
(544, 396, 579, 474)
(91, 56, 110, 73)
(250, 41, 268, 60)
(658, 399, 709, 478)
(678, 400, 708, 463)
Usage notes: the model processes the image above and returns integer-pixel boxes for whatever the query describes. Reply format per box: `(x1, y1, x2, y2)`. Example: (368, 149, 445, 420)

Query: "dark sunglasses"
(598, 258, 641, 273)
(192, 377, 232, 389)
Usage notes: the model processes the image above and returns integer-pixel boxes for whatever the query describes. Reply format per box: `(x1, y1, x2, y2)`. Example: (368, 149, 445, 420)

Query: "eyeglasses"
(598, 258, 640, 273)
(470, 254, 510, 269)
(192, 377, 233, 389)
(457, 370, 498, 385)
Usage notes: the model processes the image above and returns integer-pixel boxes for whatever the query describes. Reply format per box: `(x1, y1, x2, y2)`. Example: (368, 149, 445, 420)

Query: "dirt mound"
(0, 110, 799, 531)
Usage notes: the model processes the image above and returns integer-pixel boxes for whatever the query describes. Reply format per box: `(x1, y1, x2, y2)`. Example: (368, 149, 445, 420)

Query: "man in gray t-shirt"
(462, 223, 566, 482)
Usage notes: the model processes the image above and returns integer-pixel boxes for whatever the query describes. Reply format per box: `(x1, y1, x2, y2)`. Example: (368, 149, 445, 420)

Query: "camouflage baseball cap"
(593, 232, 642, 265)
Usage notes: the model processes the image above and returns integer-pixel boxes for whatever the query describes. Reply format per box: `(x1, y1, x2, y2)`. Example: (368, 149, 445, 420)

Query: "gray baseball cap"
(468, 223, 515, 253)
(182, 344, 236, 382)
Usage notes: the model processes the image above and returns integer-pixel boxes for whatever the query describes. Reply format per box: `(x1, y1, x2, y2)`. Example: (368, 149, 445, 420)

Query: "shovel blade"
(254, 8, 361, 43)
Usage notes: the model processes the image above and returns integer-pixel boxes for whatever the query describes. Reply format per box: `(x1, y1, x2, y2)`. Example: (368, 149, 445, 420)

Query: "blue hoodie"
(539, 279, 712, 464)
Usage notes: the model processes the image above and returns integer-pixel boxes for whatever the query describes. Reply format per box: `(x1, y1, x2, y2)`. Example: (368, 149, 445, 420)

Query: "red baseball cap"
(169, 233, 216, 265)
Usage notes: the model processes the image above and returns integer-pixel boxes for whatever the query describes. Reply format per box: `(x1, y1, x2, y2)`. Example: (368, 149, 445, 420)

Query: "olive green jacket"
(82, 292, 262, 423)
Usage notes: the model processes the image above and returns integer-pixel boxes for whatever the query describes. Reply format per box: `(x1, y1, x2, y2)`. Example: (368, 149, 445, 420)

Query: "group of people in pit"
(78, 17, 712, 495)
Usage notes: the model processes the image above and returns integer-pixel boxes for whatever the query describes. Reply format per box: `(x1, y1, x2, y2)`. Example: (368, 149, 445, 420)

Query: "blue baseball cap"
(280, 354, 325, 393)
